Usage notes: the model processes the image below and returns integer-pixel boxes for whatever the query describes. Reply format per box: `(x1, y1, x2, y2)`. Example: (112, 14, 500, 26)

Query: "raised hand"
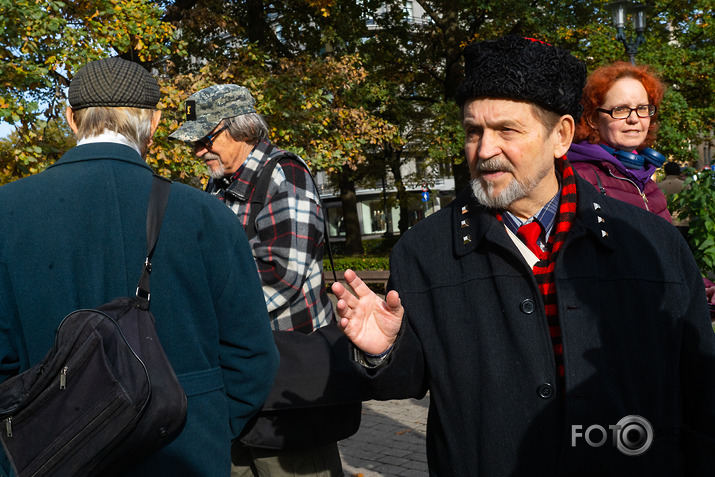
(331, 269, 404, 355)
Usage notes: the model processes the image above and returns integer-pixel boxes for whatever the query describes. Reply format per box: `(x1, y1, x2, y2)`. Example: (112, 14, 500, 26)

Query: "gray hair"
(225, 113, 269, 144)
(71, 106, 155, 156)
(530, 104, 563, 135)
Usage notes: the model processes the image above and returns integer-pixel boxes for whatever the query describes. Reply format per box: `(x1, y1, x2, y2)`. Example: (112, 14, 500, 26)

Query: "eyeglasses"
(596, 104, 657, 120)
(195, 124, 228, 149)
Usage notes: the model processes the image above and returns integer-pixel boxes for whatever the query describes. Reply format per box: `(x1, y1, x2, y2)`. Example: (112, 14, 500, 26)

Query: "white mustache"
(203, 152, 221, 163)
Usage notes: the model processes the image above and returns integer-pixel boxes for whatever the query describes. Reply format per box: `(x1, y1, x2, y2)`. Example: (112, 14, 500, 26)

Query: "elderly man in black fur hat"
(331, 36, 715, 475)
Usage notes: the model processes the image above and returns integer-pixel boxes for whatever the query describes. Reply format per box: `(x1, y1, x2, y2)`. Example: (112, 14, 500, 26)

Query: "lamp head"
(607, 1, 630, 28)
(631, 4, 648, 33)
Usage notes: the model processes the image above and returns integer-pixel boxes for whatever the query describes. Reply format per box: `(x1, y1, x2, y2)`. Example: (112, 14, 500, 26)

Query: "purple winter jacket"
(567, 141, 671, 223)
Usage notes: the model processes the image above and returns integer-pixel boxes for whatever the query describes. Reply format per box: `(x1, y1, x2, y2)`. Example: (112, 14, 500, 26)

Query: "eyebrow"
(463, 117, 524, 129)
(608, 103, 648, 108)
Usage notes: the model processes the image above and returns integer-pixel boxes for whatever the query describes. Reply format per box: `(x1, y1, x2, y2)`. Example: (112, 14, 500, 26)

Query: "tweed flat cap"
(455, 36, 586, 120)
(169, 85, 257, 143)
(68, 57, 160, 110)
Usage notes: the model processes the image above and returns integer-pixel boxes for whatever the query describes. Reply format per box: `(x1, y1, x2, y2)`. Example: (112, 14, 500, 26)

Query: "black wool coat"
(364, 175, 715, 476)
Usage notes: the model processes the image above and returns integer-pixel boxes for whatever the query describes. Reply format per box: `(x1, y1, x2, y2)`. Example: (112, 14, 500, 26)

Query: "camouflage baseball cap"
(169, 84, 256, 143)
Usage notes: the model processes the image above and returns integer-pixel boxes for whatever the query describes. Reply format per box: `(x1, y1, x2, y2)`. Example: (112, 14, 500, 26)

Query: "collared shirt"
(77, 130, 142, 156)
(501, 190, 561, 251)
(206, 141, 333, 333)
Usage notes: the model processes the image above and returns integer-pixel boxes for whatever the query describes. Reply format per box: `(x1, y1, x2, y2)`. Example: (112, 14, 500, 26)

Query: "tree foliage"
(669, 169, 715, 272)
(0, 119, 75, 184)
(0, 0, 182, 182)
(2, 0, 714, 226)
(154, 46, 401, 185)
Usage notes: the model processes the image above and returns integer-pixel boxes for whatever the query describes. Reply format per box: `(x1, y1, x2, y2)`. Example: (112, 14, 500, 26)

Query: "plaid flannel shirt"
(206, 141, 334, 333)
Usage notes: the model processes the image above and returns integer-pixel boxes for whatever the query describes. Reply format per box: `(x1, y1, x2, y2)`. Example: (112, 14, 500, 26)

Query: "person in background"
(568, 61, 715, 306)
(331, 36, 715, 475)
(567, 61, 669, 220)
(0, 57, 279, 476)
(658, 161, 685, 195)
(171, 85, 360, 477)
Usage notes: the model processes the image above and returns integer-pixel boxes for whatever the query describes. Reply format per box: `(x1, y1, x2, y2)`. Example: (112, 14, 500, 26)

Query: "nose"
(193, 143, 207, 156)
(477, 130, 501, 160)
(624, 110, 640, 124)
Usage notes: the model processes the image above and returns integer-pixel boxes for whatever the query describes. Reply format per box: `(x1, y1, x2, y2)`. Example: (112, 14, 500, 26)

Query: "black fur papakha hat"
(68, 57, 160, 110)
(455, 36, 587, 120)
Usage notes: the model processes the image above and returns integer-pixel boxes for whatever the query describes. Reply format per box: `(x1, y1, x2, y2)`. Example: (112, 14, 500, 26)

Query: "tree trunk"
(339, 169, 363, 255)
(452, 158, 470, 196)
(387, 152, 410, 235)
(438, 6, 470, 196)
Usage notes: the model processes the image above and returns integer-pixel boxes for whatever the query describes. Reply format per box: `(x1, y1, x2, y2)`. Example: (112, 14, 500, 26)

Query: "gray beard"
(470, 157, 548, 210)
(204, 152, 226, 179)
(471, 177, 529, 210)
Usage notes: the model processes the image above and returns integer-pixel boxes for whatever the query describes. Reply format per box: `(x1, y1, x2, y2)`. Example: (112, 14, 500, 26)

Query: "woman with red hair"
(567, 61, 670, 221)
(569, 61, 715, 312)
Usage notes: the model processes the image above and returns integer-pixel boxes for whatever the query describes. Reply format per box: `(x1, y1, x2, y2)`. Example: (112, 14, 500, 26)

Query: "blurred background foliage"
(1, 0, 714, 256)
(669, 169, 715, 273)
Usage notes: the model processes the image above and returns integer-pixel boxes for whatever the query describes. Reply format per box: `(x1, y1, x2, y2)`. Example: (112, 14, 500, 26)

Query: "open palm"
(331, 269, 404, 356)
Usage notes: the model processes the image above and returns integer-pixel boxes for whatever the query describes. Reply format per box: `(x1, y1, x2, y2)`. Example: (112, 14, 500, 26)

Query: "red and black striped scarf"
(537, 156, 578, 383)
(499, 155, 578, 383)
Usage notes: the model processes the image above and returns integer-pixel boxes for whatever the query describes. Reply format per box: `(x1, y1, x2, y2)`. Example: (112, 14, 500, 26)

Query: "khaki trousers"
(231, 442, 344, 477)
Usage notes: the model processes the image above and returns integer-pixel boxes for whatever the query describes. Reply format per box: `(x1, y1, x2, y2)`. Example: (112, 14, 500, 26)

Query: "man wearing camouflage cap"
(171, 85, 360, 477)
(0, 58, 279, 475)
(331, 36, 715, 475)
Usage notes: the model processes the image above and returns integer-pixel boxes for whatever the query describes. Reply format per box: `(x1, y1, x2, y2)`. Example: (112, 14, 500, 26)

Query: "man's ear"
(553, 114, 575, 158)
(65, 107, 79, 135)
(150, 110, 162, 136)
(145, 110, 162, 152)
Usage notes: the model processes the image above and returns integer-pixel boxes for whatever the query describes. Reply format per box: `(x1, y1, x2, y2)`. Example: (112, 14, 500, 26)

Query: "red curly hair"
(575, 62, 665, 149)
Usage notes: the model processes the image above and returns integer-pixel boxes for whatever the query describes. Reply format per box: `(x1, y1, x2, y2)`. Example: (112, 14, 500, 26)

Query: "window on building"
(404, 1, 413, 20)
(360, 200, 389, 235)
(326, 206, 345, 237)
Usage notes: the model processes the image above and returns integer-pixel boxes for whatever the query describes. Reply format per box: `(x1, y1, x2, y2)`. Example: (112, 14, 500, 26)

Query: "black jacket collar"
(452, 175, 616, 258)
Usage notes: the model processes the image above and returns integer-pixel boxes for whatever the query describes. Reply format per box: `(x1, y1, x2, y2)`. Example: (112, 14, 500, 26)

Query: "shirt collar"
(77, 130, 142, 156)
(502, 189, 561, 243)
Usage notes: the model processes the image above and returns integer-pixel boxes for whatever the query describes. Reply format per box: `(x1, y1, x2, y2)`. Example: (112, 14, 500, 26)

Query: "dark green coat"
(0, 143, 279, 476)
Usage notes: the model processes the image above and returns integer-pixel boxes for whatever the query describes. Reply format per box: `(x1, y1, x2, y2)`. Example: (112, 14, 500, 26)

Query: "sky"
(0, 122, 13, 138)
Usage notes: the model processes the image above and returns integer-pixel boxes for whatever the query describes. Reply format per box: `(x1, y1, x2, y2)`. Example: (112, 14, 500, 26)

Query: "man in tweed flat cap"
(0, 57, 278, 476)
(172, 86, 360, 477)
(331, 36, 715, 475)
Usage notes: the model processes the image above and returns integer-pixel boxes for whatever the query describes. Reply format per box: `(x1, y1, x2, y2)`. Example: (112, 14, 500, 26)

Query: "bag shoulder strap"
(245, 151, 283, 241)
(245, 146, 337, 283)
(136, 174, 172, 309)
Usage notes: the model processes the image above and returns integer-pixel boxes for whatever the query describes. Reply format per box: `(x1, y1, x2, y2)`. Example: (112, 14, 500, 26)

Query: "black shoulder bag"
(238, 151, 362, 451)
(0, 175, 187, 477)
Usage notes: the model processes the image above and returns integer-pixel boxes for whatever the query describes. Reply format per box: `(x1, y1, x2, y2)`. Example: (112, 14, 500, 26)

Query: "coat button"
(537, 383, 554, 399)
(520, 299, 536, 314)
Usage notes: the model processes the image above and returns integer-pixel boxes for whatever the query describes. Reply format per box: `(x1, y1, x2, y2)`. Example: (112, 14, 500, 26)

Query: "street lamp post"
(607, 1, 648, 65)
